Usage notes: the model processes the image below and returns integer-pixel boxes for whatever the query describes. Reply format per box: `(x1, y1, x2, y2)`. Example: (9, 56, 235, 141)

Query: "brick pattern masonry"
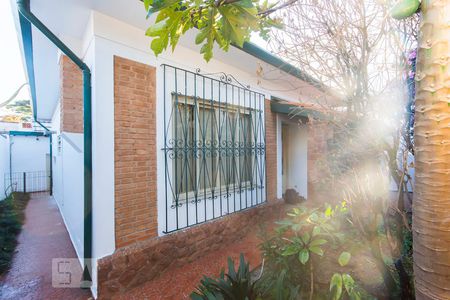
(97, 201, 285, 298)
(265, 99, 278, 202)
(60, 55, 83, 133)
(114, 56, 158, 248)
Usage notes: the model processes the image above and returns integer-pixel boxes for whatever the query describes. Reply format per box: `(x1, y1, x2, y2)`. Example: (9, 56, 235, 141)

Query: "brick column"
(114, 56, 157, 248)
(265, 99, 277, 202)
(60, 55, 83, 133)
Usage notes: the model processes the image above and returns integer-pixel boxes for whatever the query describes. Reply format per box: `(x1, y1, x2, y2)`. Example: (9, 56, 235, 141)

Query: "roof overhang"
(17, 1, 38, 122)
(237, 42, 326, 93)
(270, 96, 328, 120)
(12, 0, 334, 122)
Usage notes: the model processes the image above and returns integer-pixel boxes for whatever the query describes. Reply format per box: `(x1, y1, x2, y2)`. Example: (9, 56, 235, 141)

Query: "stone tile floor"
(0, 193, 91, 300)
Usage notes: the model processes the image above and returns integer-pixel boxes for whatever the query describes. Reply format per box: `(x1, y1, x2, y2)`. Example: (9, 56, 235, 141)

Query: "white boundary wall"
(10, 135, 49, 173)
(0, 134, 10, 200)
(0, 134, 49, 198)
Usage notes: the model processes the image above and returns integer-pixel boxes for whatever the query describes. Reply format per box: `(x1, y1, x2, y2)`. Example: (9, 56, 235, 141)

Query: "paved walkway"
(0, 193, 91, 300)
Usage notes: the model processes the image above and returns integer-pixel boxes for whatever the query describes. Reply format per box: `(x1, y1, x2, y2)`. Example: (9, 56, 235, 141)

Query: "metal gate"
(4, 171, 50, 193)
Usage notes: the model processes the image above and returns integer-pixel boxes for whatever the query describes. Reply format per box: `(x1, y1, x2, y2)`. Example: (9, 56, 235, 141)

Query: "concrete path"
(0, 193, 91, 300)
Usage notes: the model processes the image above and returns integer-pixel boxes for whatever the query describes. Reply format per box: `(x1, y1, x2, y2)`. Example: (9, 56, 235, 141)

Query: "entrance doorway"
(281, 120, 308, 199)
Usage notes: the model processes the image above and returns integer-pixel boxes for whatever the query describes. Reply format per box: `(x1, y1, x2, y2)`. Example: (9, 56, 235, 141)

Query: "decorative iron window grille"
(162, 64, 266, 233)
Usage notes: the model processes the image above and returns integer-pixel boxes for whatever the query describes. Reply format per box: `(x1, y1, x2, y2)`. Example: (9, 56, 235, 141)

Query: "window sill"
(170, 184, 264, 208)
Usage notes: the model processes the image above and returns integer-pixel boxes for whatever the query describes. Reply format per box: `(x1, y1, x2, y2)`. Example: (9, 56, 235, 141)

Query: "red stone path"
(115, 232, 264, 300)
(0, 193, 91, 300)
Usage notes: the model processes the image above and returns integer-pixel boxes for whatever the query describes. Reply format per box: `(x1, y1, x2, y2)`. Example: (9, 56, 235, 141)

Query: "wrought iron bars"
(162, 64, 266, 233)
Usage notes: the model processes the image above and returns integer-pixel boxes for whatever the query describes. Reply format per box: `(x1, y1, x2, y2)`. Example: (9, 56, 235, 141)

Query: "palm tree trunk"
(413, 0, 450, 298)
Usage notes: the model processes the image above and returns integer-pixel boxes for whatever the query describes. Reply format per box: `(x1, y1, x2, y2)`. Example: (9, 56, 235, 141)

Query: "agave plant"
(190, 254, 260, 300)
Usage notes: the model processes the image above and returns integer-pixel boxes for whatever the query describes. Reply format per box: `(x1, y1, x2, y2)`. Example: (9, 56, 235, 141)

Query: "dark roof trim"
(235, 42, 325, 92)
(18, 1, 38, 121)
(9, 130, 46, 136)
(270, 96, 325, 120)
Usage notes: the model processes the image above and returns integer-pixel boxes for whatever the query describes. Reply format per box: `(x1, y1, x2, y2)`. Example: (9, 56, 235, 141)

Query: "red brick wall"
(60, 55, 83, 133)
(265, 99, 278, 202)
(97, 201, 285, 298)
(114, 56, 157, 248)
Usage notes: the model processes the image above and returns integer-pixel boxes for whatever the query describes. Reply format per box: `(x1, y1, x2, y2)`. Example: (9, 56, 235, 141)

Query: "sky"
(0, 0, 30, 112)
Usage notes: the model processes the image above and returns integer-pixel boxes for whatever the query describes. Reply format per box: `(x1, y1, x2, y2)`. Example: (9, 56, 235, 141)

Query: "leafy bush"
(190, 202, 397, 299)
(329, 252, 373, 300)
(256, 203, 374, 300)
(190, 254, 260, 300)
(0, 193, 30, 274)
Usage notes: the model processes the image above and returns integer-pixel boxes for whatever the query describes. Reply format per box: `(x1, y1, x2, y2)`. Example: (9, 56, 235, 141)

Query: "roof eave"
(16, 1, 39, 121)
(234, 42, 326, 93)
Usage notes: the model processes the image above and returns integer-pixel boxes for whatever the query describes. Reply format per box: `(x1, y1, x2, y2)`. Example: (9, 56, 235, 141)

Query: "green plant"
(0, 193, 30, 274)
(190, 253, 260, 300)
(255, 266, 299, 300)
(257, 204, 349, 299)
(143, 0, 283, 61)
(329, 252, 374, 300)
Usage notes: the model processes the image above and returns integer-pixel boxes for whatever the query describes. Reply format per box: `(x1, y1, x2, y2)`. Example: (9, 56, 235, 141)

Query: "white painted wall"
(276, 115, 283, 199)
(49, 65, 86, 282)
(89, 34, 116, 298)
(3, 135, 50, 193)
(10, 135, 49, 173)
(0, 122, 22, 131)
(0, 134, 10, 200)
(52, 132, 85, 260)
(0, 133, 51, 198)
(51, 103, 62, 202)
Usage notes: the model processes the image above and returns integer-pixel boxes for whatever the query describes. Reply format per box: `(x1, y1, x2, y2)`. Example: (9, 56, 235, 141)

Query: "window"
(172, 95, 254, 201)
(161, 64, 266, 233)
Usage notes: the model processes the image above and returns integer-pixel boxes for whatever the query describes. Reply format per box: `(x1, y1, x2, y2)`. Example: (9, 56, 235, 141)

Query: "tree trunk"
(413, 0, 450, 298)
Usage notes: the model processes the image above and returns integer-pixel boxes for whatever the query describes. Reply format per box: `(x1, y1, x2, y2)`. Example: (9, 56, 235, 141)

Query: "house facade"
(12, 0, 335, 297)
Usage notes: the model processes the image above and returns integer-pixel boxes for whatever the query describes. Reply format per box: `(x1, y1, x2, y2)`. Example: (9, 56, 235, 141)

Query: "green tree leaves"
(338, 252, 351, 267)
(330, 273, 343, 300)
(329, 252, 371, 300)
(390, 0, 420, 20)
(298, 249, 309, 265)
(278, 206, 336, 266)
(146, 6, 191, 56)
(282, 245, 299, 256)
(330, 272, 365, 300)
(144, 0, 281, 61)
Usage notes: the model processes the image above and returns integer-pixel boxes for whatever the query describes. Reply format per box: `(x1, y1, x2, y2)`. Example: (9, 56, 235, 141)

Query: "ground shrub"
(190, 254, 259, 300)
(0, 192, 30, 275)
(190, 204, 374, 300)
(190, 195, 414, 299)
(256, 203, 374, 300)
